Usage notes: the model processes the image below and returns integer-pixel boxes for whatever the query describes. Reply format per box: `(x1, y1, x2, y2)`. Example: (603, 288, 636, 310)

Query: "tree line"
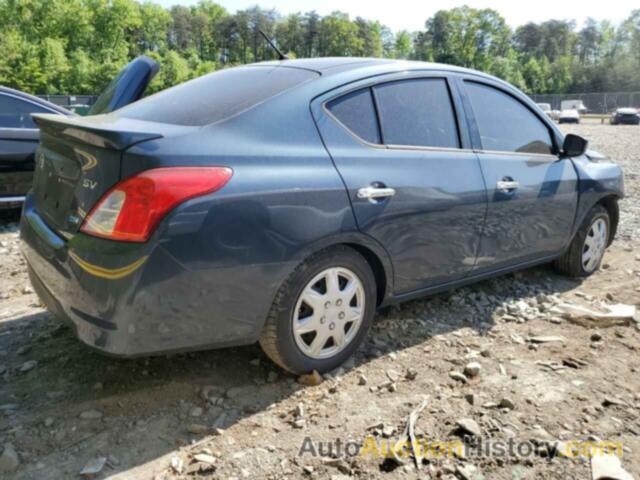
(0, 0, 639, 96)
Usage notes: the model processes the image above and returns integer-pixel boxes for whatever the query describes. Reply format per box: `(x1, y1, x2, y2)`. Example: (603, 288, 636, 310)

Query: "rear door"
(312, 72, 488, 294)
(459, 78, 578, 271)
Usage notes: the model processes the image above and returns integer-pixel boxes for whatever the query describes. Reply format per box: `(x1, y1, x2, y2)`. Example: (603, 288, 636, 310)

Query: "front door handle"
(496, 180, 520, 192)
(357, 185, 396, 201)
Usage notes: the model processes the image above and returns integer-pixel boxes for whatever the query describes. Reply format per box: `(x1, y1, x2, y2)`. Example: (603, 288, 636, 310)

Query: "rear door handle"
(496, 180, 520, 192)
(357, 186, 396, 200)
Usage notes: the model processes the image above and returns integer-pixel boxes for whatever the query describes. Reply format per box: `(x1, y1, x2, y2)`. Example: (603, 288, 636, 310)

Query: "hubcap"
(292, 267, 365, 359)
(582, 218, 607, 273)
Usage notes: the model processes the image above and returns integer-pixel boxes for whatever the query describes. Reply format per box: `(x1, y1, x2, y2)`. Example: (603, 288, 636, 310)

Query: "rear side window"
(465, 82, 554, 155)
(118, 66, 318, 126)
(374, 78, 459, 149)
(327, 89, 380, 144)
(0, 94, 51, 128)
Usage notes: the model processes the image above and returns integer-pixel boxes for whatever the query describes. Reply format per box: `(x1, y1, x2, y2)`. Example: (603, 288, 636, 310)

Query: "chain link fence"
(530, 92, 640, 114)
(36, 94, 98, 114)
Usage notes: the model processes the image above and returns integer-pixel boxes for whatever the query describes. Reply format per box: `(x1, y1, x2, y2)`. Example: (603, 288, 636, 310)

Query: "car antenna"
(258, 29, 288, 61)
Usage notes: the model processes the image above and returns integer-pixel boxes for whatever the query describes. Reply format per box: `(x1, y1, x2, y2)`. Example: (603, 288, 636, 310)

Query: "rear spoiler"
(32, 113, 163, 151)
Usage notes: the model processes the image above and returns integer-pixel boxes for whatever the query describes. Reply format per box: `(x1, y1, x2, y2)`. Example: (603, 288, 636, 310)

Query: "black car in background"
(0, 56, 159, 209)
(0, 87, 70, 209)
(610, 108, 640, 125)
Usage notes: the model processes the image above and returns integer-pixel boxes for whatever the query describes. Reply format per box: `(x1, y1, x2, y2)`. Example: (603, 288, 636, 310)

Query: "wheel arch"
(571, 157, 623, 248)
(570, 194, 620, 250)
(343, 242, 388, 306)
(596, 195, 619, 246)
(290, 233, 394, 307)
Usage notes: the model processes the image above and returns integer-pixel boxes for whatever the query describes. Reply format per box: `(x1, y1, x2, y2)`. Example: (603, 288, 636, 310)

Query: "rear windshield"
(118, 66, 318, 126)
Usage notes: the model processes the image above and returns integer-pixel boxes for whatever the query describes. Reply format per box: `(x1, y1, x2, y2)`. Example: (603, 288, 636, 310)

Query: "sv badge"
(82, 179, 98, 190)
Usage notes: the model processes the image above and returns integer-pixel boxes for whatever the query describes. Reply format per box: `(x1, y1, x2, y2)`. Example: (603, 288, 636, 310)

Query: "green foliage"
(0, 0, 638, 95)
(318, 12, 362, 57)
(156, 50, 189, 89)
(487, 49, 525, 90)
(39, 37, 70, 94)
(419, 6, 511, 71)
(521, 57, 551, 94)
(393, 30, 412, 59)
(67, 49, 94, 93)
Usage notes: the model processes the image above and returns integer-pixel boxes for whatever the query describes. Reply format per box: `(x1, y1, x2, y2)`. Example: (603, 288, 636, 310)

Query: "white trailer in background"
(561, 99, 587, 113)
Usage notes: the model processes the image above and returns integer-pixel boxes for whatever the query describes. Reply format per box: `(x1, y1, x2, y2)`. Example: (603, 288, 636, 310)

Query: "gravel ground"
(1, 121, 639, 480)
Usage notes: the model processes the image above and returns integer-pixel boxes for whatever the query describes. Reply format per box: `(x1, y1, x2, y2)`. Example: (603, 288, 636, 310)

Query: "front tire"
(260, 246, 376, 374)
(554, 205, 610, 277)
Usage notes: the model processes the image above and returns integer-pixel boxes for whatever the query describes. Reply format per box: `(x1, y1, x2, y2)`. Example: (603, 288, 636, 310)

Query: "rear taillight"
(80, 167, 233, 242)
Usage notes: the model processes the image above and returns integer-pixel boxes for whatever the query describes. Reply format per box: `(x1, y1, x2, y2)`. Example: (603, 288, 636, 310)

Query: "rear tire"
(259, 246, 376, 374)
(554, 205, 610, 277)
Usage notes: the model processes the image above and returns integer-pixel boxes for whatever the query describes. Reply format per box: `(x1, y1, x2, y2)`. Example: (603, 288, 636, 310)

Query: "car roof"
(254, 57, 394, 72)
(0, 86, 70, 115)
(252, 57, 492, 79)
(248, 57, 510, 101)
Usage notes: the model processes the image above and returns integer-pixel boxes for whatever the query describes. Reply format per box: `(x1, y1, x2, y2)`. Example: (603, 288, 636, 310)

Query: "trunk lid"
(30, 113, 165, 236)
(87, 56, 159, 115)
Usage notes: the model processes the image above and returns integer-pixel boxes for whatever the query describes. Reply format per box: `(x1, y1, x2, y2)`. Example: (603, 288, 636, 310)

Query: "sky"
(153, 0, 637, 32)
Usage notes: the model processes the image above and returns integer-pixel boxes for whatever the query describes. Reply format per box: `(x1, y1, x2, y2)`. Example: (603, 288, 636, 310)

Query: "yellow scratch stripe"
(75, 149, 98, 171)
(68, 251, 148, 280)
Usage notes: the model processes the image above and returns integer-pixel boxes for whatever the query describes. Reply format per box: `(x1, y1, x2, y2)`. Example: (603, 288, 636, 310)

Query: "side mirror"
(562, 134, 588, 157)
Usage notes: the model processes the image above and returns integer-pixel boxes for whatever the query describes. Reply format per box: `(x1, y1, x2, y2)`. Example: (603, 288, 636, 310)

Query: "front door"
(459, 79, 578, 271)
(313, 74, 488, 294)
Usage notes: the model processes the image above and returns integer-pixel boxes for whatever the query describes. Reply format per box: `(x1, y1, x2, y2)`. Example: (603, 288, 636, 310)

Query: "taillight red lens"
(80, 167, 233, 242)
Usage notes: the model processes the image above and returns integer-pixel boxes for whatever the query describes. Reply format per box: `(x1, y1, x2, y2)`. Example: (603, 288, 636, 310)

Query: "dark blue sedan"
(20, 57, 623, 373)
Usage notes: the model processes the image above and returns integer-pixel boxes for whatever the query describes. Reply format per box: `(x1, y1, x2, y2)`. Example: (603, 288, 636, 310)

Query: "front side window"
(327, 88, 380, 144)
(0, 94, 50, 129)
(373, 78, 460, 149)
(465, 81, 554, 155)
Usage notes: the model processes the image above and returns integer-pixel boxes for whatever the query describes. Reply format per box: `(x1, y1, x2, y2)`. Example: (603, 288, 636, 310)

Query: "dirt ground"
(1, 121, 639, 480)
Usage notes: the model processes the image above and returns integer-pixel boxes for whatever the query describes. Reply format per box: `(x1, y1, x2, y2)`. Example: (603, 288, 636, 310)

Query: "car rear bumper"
(20, 194, 287, 357)
(615, 117, 640, 125)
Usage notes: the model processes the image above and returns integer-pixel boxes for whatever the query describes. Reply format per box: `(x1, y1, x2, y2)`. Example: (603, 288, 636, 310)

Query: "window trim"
(461, 79, 559, 158)
(321, 72, 473, 154)
(369, 87, 385, 145)
(0, 92, 60, 131)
